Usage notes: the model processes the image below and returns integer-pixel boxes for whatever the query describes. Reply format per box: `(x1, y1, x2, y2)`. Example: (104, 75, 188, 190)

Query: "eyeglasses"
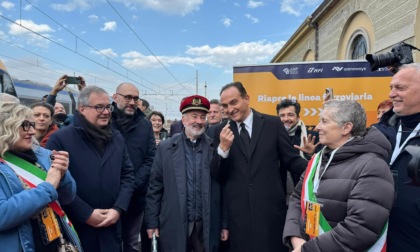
(83, 104, 114, 113)
(116, 93, 140, 103)
(21, 120, 36, 131)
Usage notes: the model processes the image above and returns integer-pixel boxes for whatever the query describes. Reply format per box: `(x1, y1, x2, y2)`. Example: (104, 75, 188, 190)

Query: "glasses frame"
(83, 104, 114, 113)
(21, 120, 36, 132)
(116, 93, 140, 103)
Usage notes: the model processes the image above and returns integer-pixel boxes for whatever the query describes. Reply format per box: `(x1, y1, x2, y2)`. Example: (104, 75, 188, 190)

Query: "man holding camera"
(111, 82, 156, 252)
(385, 63, 420, 251)
(45, 75, 85, 107)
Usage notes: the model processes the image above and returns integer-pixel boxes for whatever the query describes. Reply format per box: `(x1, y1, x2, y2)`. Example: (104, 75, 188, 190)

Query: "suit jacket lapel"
(249, 109, 263, 157)
(231, 121, 248, 158)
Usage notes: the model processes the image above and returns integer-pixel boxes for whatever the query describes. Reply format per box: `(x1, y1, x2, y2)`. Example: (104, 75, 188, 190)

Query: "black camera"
(405, 146, 420, 186)
(366, 42, 415, 71)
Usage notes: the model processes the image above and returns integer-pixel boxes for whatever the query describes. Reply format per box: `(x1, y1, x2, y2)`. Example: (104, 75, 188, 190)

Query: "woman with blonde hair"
(0, 101, 81, 251)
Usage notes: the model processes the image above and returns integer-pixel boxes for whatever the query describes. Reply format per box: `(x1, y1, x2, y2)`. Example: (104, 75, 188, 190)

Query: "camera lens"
(366, 52, 398, 71)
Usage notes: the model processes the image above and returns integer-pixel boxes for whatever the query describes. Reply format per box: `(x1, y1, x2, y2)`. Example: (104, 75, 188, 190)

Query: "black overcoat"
(46, 113, 135, 252)
(211, 109, 307, 252)
(145, 133, 221, 252)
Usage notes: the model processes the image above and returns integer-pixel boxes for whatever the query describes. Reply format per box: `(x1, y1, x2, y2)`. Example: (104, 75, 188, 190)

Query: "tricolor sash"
(1, 152, 82, 250)
(301, 152, 388, 252)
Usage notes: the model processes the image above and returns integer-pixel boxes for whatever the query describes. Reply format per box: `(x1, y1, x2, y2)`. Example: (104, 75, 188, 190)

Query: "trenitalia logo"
(332, 67, 343, 71)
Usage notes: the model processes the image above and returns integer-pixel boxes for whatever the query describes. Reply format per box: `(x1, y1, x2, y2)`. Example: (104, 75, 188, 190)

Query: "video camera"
(405, 146, 420, 186)
(366, 42, 418, 71)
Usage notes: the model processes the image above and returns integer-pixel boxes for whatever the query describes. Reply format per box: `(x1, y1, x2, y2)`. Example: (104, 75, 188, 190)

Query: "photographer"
(45, 75, 86, 109)
(385, 63, 420, 251)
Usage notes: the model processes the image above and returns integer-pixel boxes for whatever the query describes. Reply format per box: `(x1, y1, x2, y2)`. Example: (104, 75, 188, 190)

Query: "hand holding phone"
(65, 76, 81, 84)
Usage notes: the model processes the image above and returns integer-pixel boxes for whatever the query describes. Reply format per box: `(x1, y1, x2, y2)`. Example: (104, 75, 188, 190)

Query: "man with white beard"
(145, 95, 222, 252)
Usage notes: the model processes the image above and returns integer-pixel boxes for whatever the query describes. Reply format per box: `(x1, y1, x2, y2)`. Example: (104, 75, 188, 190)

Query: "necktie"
(240, 123, 251, 149)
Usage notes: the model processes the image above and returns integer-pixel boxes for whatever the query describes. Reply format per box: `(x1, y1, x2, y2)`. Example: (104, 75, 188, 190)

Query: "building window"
(351, 35, 367, 60)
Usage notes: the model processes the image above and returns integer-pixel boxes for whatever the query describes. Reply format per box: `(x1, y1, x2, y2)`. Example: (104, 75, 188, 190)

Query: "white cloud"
(247, 0, 263, 8)
(9, 20, 54, 35)
(101, 21, 117, 31)
(121, 51, 162, 68)
(114, 0, 203, 16)
(121, 40, 286, 70)
(1, 1, 14, 9)
(245, 14, 259, 24)
(88, 14, 99, 21)
(8, 19, 55, 47)
(92, 48, 118, 58)
(280, 0, 321, 16)
(23, 4, 32, 11)
(50, 0, 92, 12)
(221, 18, 232, 28)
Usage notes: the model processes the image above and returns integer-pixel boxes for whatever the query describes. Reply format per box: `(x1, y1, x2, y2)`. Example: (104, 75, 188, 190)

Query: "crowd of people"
(1, 63, 420, 252)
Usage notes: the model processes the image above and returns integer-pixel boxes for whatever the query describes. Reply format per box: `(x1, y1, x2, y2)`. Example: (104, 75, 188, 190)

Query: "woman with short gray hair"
(283, 100, 394, 251)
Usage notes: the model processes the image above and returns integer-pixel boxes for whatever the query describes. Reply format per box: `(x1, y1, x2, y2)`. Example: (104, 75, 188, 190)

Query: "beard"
(184, 123, 205, 138)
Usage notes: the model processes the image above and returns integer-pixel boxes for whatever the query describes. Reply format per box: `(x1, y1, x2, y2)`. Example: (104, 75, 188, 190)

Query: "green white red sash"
(1, 152, 76, 232)
(301, 152, 388, 252)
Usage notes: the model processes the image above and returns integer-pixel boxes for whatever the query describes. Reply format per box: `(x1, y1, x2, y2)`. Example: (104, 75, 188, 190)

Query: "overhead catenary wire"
(0, 38, 115, 87)
(12, 0, 175, 96)
(105, 0, 191, 94)
(2, 1, 192, 118)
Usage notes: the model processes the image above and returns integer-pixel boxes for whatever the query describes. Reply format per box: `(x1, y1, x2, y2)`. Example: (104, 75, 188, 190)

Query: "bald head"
(113, 82, 140, 115)
(116, 82, 139, 93)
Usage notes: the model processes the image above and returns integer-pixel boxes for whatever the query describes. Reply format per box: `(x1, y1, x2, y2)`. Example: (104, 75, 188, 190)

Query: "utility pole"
(195, 70, 198, 94)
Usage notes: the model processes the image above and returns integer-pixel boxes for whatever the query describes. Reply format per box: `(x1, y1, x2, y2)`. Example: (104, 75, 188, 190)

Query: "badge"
(305, 201, 321, 237)
(37, 206, 62, 244)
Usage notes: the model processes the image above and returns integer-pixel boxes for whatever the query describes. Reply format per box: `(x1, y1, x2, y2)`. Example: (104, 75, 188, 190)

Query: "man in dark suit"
(47, 85, 134, 252)
(211, 82, 307, 252)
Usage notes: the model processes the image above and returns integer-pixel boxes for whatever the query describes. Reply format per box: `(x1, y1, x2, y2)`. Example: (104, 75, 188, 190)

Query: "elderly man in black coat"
(145, 95, 222, 252)
(211, 82, 307, 252)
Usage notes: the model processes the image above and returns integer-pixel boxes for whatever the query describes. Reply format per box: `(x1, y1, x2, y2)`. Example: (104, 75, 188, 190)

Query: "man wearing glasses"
(112, 83, 156, 252)
(46, 85, 135, 252)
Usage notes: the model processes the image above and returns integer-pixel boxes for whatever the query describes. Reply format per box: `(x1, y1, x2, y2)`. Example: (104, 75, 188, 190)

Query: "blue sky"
(0, 0, 322, 119)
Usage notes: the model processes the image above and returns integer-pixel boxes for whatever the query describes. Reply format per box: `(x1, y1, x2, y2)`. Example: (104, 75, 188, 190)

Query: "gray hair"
(78, 85, 109, 106)
(0, 93, 19, 103)
(323, 100, 366, 137)
(210, 99, 221, 105)
(399, 62, 420, 72)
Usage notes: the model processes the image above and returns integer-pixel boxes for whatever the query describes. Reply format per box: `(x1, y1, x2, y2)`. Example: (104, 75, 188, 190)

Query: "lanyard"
(313, 137, 354, 194)
(390, 123, 420, 165)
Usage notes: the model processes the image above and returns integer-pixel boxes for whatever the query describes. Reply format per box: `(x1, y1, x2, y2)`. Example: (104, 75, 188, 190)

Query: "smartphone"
(324, 88, 334, 101)
(65, 76, 81, 84)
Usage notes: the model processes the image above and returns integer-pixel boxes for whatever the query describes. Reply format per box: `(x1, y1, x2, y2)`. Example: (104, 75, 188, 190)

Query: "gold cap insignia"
(192, 98, 202, 106)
